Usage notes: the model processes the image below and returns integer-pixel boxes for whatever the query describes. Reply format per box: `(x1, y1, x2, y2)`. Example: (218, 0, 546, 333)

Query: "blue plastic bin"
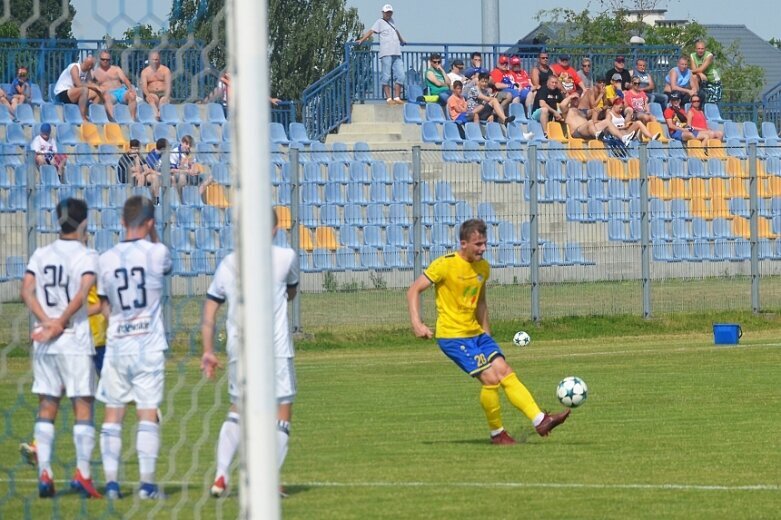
(713, 323, 742, 345)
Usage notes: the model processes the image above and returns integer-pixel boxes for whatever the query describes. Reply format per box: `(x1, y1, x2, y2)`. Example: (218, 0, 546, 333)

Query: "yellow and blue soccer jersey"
(87, 285, 107, 347)
(424, 253, 490, 338)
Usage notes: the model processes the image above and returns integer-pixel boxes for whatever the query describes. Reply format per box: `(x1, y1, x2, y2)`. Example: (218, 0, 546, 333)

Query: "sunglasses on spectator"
(632, 81, 640, 85)
(582, 64, 590, 67)
(431, 60, 441, 64)
(100, 58, 111, 62)
(539, 56, 548, 60)
(691, 99, 701, 102)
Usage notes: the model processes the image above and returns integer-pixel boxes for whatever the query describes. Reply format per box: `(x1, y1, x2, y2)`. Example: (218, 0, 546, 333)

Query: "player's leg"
(134, 350, 166, 499)
(34, 395, 59, 497)
(275, 357, 296, 471)
(65, 353, 101, 497)
(211, 360, 240, 497)
(96, 353, 129, 498)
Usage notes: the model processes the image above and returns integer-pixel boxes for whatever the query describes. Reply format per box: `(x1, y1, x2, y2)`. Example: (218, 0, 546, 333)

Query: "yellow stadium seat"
(726, 157, 746, 178)
(711, 196, 730, 219)
(315, 226, 338, 250)
(587, 140, 610, 161)
(81, 122, 103, 147)
(759, 217, 776, 239)
(546, 122, 567, 142)
(275, 206, 291, 230)
(607, 158, 629, 179)
(690, 178, 707, 199)
(691, 197, 711, 219)
(626, 158, 640, 179)
(686, 139, 708, 159)
(732, 217, 750, 238)
(103, 123, 128, 150)
(646, 121, 669, 143)
(649, 177, 666, 199)
(710, 178, 727, 200)
(728, 177, 749, 199)
(706, 139, 727, 158)
(299, 227, 314, 252)
(204, 183, 230, 208)
(669, 178, 686, 199)
(767, 176, 781, 197)
(567, 138, 587, 161)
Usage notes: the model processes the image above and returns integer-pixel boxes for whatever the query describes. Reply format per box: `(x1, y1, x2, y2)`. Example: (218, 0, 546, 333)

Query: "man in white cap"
(356, 4, 407, 104)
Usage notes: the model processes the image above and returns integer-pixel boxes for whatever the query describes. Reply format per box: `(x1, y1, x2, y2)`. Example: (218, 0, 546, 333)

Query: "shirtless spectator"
(447, 59, 466, 84)
(140, 51, 172, 120)
(577, 58, 593, 89)
(564, 94, 632, 143)
(690, 40, 722, 104)
(630, 58, 665, 106)
(687, 95, 723, 140)
(577, 77, 606, 122)
(117, 138, 160, 200)
(529, 51, 552, 115)
(664, 92, 707, 143)
(550, 54, 583, 95)
(664, 56, 698, 105)
(93, 51, 137, 121)
(604, 55, 631, 90)
(623, 76, 654, 124)
(52, 56, 101, 121)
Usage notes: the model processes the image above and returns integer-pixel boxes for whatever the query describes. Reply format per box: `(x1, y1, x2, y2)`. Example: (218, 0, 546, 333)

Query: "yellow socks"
(500, 372, 543, 421)
(479, 384, 503, 431)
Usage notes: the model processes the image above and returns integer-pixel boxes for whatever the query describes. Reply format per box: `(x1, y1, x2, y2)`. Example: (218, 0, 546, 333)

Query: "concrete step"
(350, 102, 406, 124)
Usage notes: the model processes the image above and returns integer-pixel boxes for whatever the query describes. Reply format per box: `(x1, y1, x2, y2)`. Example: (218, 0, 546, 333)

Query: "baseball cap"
(40, 123, 51, 134)
(510, 56, 521, 66)
(611, 73, 622, 81)
(669, 91, 682, 100)
(382, 4, 393, 12)
(498, 55, 509, 65)
(615, 55, 625, 62)
(452, 58, 464, 67)
(559, 54, 570, 61)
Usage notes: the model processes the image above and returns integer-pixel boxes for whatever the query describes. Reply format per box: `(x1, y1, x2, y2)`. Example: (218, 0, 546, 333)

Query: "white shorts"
(96, 350, 165, 409)
(226, 357, 296, 404)
(32, 353, 96, 398)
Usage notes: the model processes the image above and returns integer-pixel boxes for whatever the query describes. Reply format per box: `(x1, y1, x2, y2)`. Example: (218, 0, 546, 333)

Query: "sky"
(67, 0, 777, 43)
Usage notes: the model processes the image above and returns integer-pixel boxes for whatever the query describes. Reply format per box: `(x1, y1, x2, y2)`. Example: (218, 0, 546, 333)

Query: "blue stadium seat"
(463, 140, 482, 162)
(365, 202, 385, 227)
(192, 122, 217, 144)
(39, 165, 61, 187)
(177, 122, 197, 142)
(723, 121, 743, 142)
(324, 182, 346, 206)
(304, 163, 326, 185)
(703, 103, 726, 124)
(128, 123, 150, 145)
(485, 122, 507, 144)
(477, 202, 499, 224)
(62, 104, 83, 124)
(743, 122, 762, 144)
(112, 104, 133, 125)
(6, 123, 26, 145)
(441, 140, 462, 163)
(0, 105, 13, 125)
(712, 238, 732, 261)
(481, 160, 503, 182)
(310, 141, 330, 165)
(672, 218, 692, 240)
(671, 239, 692, 261)
(386, 224, 407, 247)
(713, 218, 732, 238)
(734, 238, 751, 261)
(101, 208, 122, 231)
(30, 84, 44, 106)
(369, 180, 391, 204)
(172, 227, 194, 252)
(761, 122, 778, 140)
(421, 121, 442, 144)
(393, 162, 412, 183)
(98, 144, 120, 166)
(464, 122, 485, 143)
(403, 103, 423, 124)
(586, 160, 607, 181)
(182, 103, 201, 125)
(586, 198, 606, 221)
(347, 182, 369, 205)
(325, 162, 346, 184)
(207, 103, 227, 125)
(40, 103, 62, 125)
(425, 103, 446, 123)
(692, 238, 713, 261)
(270, 122, 290, 145)
(137, 103, 157, 124)
(160, 104, 179, 125)
(181, 185, 203, 206)
(565, 242, 593, 265)
(219, 227, 234, 250)
(94, 230, 116, 253)
(508, 103, 528, 122)
(541, 242, 563, 266)
(442, 122, 464, 143)
(358, 245, 383, 270)
(318, 204, 340, 227)
(389, 203, 411, 227)
(14, 104, 35, 126)
(288, 122, 312, 145)
(354, 141, 374, 165)
(340, 224, 361, 248)
(153, 123, 175, 143)
(649, 102, 665, 124)
(195, 228, 219, 252)
(392, 183, 412, 204)
(371, 162, 392, 184)
(88, 104, 110, 124)
(334, 247, 359, 270)
(331, 142, 351, 164)
(176, 206, 198, 230)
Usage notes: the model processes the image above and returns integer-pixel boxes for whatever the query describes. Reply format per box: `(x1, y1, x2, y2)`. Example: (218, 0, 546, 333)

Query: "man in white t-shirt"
(53, 57, 101, 121)
(201, 210, 299, 498)
(356, 4, 407, 104)
(21, 197, 102, 499)
(96, 195, 172, 500)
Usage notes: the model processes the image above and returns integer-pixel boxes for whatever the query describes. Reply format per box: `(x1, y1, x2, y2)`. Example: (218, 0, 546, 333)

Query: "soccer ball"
(512, 331, 531, 347)
(556, 376, 588, 408)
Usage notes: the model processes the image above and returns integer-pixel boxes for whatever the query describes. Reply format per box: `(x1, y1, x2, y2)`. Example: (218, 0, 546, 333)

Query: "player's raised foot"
(210, 476, 227, 498)
(138, 482, 165, 500)
(105, 481, 122, 500)
(70, 469, 102, 498)
(38, 469, 55, 498)
(279, 485, 289, 498)
(19, 440, 37, 466)
(490, 430, 516, 445)
(535, 409, 571, 437)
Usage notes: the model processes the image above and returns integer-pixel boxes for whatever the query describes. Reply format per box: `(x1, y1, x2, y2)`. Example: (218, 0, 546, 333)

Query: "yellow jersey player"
(407, 218, 570, 444)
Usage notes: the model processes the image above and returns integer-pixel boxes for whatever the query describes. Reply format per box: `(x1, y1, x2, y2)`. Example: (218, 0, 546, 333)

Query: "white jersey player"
(20, 198, 102, 499)
(96, 195, 171, 500)
(201, 210, 299, 498)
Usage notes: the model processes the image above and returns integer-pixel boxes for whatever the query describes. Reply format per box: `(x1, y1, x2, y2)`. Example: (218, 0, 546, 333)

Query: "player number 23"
(114, 267, 147, 310)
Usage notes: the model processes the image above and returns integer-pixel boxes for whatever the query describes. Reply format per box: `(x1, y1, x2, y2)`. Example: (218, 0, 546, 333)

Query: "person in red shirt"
(623, 76, 654, 124)
(663, 92, 700, 142)
(489, 55, 515, 111)
(507, 56, 532, 106)
(550, 54, 583, 95)
(686, 95, 723, 140)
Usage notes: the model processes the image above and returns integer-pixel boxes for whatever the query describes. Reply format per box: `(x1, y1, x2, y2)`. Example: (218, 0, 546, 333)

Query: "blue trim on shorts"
(437, 333, 504, 376)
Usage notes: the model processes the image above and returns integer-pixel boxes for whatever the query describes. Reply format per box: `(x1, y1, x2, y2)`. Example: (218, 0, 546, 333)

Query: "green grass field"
(1, 323, 780, 519)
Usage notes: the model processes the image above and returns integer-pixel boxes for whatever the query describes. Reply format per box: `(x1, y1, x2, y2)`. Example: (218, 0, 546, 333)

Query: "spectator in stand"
(687, 95, 724, 140)
(446, 80, 470, 124)
(203, 71, 231, 116)
(664, 56, 698, 105)
(690, 39, 722, 104)
(93, 51, 138, 122)
(31, 123, 66, 178)
(356, 4, 406, 105)
(467, 52, 483, 74)
(424, 53, 452, 104)
(508, 56, 532, 107)
(623, 76, 654, 124)
(146, 138, 167, 172)
(532, 74, 565, 130)
(117, 139, 161, 201)
(664, 92, 707, 143)
(489, 55, 517, 111)
(170, 135, 202, 189)
(564, 94, 633, 142)
(629, 58, 664, 106)
(577, 58, 593, 89)
(550, 54, 583, 95)
(7, 66, 31, 115)
(605, 73, 624, 104)
(529, 51, 553, 112)
(464, 73, 515, 124)
(53, 56, 101, 122)
(604, 55, 631, 90)
(577, 77, 606, 122)
(447, 59, 466, 84)
(140, 51, 172, 120)
(608, 98, 659, 142)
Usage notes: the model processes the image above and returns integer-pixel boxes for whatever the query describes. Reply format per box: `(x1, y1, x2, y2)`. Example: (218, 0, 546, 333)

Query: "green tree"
(164, 0, 364, 101)
(769, 38, 781, 50)
(535, 6, 763, 103)
(5, 0, 76, 39)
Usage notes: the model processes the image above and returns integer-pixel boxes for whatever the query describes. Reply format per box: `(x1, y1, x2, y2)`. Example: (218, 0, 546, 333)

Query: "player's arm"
(200, 297, 222, 379)
(406, 274, 434, 339)
(55, 273, 96, 329)
(286, 284, 298, 301)
(476, 284, 490, 335)
(21, 272, 50, 324)
(99, 297, 110, 320)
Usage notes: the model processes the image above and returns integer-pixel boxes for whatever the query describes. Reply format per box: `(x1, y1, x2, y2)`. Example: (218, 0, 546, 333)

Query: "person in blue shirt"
(8, 66, 31, 114)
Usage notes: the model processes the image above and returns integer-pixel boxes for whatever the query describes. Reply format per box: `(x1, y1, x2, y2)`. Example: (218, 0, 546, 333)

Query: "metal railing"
(762, 79, 781, 128)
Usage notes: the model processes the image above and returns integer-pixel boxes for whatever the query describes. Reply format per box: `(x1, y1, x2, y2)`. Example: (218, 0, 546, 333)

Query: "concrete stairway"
(324, 102, 422, 149)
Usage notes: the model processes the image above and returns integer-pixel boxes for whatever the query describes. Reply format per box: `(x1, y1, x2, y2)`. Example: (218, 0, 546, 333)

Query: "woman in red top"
(686, 96, 724, 140)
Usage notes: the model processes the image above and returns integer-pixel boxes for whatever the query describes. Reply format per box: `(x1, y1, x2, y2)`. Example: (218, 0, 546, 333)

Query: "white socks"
(277, 420, 290, 470)
(137, 421, 160, 484)
(100, 423, 122, 483)
(73, 422, 95, 478)
(34, 420, 55, 478)
(215, 412, 240, 483)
